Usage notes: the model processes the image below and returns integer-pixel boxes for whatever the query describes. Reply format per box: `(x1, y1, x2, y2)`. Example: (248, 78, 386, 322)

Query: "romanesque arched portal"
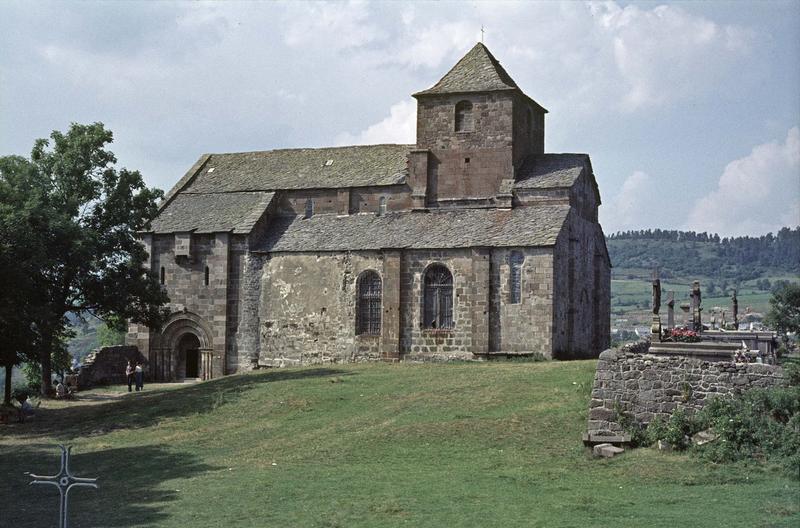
(151, 312, 214, 381)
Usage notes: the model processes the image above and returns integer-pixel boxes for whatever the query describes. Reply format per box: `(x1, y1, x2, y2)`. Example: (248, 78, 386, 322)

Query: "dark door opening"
(186, 349, 199, 378)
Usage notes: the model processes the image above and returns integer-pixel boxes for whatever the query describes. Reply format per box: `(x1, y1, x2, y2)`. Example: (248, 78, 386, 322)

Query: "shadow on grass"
(4, 367, 352, 441)
(1, 443, 217, 528)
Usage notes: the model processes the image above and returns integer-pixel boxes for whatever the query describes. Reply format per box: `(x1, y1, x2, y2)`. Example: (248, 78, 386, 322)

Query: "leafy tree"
(97, 322, 126, 347)
(1, 123, 170, 396)
(0, 156, 49, 404)
(764, 283, 800, 342)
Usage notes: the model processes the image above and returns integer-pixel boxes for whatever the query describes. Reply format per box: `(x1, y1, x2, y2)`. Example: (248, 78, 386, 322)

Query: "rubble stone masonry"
(588, 346, 786, 434)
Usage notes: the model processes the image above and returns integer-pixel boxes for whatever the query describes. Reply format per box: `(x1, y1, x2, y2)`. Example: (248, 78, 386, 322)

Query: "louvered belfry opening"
(356, 270, 382, 335)
(424, 264, 454, 329)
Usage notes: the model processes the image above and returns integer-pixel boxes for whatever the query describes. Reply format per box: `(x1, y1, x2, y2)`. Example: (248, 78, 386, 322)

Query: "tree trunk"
(40, 332, 52, 397)
(4, 364, 11, 406)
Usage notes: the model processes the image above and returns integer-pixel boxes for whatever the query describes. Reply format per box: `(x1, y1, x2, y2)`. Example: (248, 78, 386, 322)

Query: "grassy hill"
(1, 362, 797, 527)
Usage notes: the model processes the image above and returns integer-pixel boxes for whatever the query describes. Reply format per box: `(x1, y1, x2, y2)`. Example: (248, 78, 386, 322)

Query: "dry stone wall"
(78, 346, 145, 388)
(588, 345, 786, 434)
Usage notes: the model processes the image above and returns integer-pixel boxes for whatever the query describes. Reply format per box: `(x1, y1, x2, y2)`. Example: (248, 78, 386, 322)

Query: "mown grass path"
(1, 361, 797, 527)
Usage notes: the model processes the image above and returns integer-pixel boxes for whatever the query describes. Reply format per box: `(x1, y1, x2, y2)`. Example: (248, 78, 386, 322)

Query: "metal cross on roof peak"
(481, 25, 485, 43)
(29, 444, 98, 528)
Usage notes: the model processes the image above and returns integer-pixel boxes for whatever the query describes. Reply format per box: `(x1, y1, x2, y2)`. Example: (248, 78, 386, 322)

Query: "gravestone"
(666, 291, 675, 329)
(650, 271, 662, 341)
(690, 280, 702, 332)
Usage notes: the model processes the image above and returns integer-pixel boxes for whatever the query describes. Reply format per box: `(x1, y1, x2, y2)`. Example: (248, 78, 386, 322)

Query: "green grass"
(1, 362, 798, 527)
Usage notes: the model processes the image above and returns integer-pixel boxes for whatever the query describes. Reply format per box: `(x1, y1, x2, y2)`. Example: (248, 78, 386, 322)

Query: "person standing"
(126, 361, 135, 392)
(134, 361, 144, 391)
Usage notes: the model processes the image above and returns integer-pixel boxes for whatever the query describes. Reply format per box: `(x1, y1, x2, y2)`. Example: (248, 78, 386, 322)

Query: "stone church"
(127, 43, 611, 381)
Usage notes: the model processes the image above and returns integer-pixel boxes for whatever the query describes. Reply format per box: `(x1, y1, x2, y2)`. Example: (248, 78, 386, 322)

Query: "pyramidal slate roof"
(182, 144, 411, 194)
(149, 191, 275, 234)
(514, 154, 590, 190)
(415, 43, 519, 96)
(259, 205, 570, 252)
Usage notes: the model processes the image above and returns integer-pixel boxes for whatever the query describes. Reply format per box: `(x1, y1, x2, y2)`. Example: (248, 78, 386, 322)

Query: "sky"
(1, 0, 798, 237)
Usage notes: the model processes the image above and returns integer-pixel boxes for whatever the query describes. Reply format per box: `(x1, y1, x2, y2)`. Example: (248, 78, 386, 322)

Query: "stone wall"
(128, 231, 230, 380)
(552, 211, 610, 359)
(400, 248, 486, 360)
(489, 247, 555, 356)
(275, 189, 343, 216)
(416, 93, 514, 151)
(259, 251, 385, 366)
(415, 92, 515, 205)
(231, 251, 265, 372)
(258, 246, 566, 364)
(587, 347, 786, 434)
(349, 185, 412, 214)
(511, 92, 544, 164)
(78, 346, 146, 388)
(427, 149, 513, 202)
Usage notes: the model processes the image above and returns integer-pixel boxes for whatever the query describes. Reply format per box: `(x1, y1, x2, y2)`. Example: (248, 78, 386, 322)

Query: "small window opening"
(305, 198, 313, 218)
(464, 157, 470, 164)
(509, 251, 524, 304)
(455, 100, 473, 132)
(204, 266, 210, 286)
(160, 266, 165, 285)
(378, 196, 387, 216)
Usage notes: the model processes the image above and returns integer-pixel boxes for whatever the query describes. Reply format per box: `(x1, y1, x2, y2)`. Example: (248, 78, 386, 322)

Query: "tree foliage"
(0, 156, 51, 404)
(764, 283, 800, 338)
(607, 227, 800, 282)
(0, 123, 169, 396)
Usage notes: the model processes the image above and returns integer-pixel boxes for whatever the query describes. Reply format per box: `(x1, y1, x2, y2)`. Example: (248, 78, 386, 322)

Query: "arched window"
(304, 198, 314, 218)
(160, 266, 166, 285)
(204, 265, 210, 286)
(423, 264, 454, 329)
(509, 251, 524, 304)
(455, 100, 473, 132)
(356, 271, 382, 335)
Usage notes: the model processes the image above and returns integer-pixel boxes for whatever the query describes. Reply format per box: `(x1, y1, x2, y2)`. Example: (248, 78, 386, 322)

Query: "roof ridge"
(210, 144, 414, 157)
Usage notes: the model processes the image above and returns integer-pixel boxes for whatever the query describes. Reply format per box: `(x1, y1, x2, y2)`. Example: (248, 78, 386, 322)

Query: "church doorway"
(177, 333, 201, 380)
(186, 348, 199, 378)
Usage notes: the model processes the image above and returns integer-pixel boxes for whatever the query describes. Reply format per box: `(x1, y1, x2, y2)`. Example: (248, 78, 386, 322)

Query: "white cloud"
(685, 127, 800, 236)
(282, 1, 386, 51)
(591, 2, 755, 111)
(601, 170, 666, 233)
(393, 21, 477, 69)
(335, 99, 416, 146)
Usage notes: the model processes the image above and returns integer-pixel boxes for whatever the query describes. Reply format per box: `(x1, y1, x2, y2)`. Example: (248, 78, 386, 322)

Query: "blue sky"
(1, 1, 798, 236)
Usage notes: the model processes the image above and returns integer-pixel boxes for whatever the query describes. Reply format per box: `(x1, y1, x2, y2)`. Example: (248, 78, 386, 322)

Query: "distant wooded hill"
(606, 227, 800, 281)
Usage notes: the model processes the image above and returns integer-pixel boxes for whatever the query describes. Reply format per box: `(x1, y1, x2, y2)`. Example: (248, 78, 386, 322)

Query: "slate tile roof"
(259, 205, 570, 252)
(414, 43, 519, 96)
(149, 191, 275, 234)
(513, 154, 589, 189)
(183, 144, 412, 193)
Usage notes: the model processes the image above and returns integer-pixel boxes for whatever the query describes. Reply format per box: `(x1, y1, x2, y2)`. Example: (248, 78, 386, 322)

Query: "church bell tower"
(408, 43, 547, 208)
